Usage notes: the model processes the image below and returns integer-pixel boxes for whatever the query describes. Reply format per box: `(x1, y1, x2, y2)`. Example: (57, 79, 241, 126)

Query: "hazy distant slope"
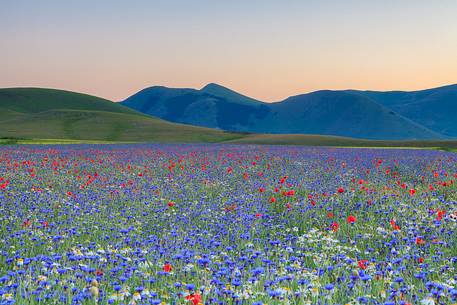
(255, 90, 441, 140)
(351, 84, 457, 137)
(0, 88, 243, 142)
(122, 84, 444, 140)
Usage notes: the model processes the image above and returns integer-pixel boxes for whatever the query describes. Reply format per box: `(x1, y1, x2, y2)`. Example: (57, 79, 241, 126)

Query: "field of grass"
(227, 133, 457, 150)
(0, 110, 243, 143)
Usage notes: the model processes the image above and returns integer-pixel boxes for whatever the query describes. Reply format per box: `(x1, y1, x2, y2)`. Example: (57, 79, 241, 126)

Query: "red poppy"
(358, 259, 369, 270)
(42, 221, 49, 228)
(418, 257, 424, 264)
(95, 269, 104, 276)
(0, 181, 9, 189)
(409, 189, 416, 196)
(285, 190, 295, 196)
(390, 219, 400, 231)
(436, 210, 445, 221)
(269, 197, 276, 203)
(337, 187, 345, 194)
(255, 213, 263, 218)
(163, 263, 172, 272)
(415, 237, 426, 245)
(330, 222, 339, 232)
(347, 215, 357, 224)
(185, 293, 202, 305)
(167, 201, 174, 207)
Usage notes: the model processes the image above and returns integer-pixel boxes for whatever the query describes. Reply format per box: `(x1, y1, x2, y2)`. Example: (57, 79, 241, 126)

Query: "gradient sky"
(2, 0, 457, 102)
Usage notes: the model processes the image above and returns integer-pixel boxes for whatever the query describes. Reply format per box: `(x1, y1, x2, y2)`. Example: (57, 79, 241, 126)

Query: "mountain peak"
(201, 82, 226, 91)
(200, 83, 264, 105)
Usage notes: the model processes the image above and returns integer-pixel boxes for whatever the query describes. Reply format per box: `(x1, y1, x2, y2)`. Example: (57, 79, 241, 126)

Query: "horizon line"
(2, 82, 456, 103)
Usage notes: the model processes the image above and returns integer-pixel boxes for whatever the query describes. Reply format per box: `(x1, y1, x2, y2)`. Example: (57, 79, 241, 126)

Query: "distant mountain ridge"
(122, 83, 456, 140)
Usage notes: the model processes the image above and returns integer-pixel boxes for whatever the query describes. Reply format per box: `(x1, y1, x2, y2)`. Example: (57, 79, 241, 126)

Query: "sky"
(1, 0, 457, 102)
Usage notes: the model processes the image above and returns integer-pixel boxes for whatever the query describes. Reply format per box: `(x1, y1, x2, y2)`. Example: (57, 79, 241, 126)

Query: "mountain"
(122, 84, 445, 140)
(0, 88, 242, 142)
(348, 84, 457, 137)
(122, 85, 270, 132)
(200, 83, 263, 106)
(250, 90, 441, 140)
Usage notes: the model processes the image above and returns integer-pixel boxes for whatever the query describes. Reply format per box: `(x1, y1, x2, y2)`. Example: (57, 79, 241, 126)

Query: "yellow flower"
(132, 292, 141, 301)
(37, 275, 47, 282)
(2, 293, 13, 301)
(89, 286, 99, 298)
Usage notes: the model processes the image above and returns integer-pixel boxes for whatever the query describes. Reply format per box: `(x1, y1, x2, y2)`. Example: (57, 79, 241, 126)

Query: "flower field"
(0, 144, 456, 305)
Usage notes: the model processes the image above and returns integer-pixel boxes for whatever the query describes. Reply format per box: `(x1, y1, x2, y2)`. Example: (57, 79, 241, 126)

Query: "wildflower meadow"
(0, 144, 456, 305)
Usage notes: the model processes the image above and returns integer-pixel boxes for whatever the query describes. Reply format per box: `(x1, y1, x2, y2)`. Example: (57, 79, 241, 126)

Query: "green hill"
(0, 88, 243, 142)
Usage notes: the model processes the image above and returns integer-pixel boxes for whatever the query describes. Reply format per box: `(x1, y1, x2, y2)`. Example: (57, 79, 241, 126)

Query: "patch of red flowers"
(185, 293, 202, 305)
(163, 263, 172, 273)
(415, 237, 426, 245)
(347, 215, 357, 224)
(390, 219, 400, 231)
(358, 259, 369, 270)
(436, 209, 445, 221)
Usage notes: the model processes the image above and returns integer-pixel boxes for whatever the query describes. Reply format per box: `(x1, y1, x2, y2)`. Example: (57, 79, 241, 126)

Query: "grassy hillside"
(0, 87, 139, 114)
(0, 88, 244, 142)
